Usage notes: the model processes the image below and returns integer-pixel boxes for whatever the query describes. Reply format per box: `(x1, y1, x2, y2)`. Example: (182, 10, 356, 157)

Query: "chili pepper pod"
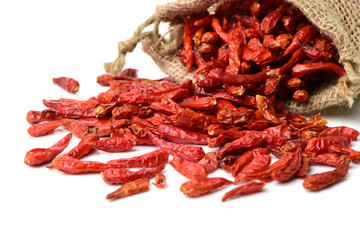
(106, 178, 150, 200)
(222, 181, 265, 202)
(53, 77, 79, 94)
(180, 177, 233, 198)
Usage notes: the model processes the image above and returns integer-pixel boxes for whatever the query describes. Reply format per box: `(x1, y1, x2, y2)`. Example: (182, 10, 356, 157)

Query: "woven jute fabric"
(105, 0, 360, 114)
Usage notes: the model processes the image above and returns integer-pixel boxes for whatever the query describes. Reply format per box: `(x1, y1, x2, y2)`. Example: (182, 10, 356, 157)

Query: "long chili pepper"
(255, 95, 280, 125)
(24, 133, 72, 166)
(106, 178, 150, 200)
(211, 17, 229, 43)
(90, 137, 135, 153)
(64, 133, 100, 159)
(305, 136, 352, 153)
(169, 154, 208, 180)
(319, 126, 359, 141)
(283, 25, 317, 56)
(106, 149, 169, 168)
(260, 3, 287, 34)
(232, 147, 270, 178)
(60, 118, 89, 139)
(27, 120, 62, 137)
(222, 181, 265, 202)
(101, 164, 165, 184)
(207, 68, 273, 85)
(291, 62, 346, 78)
(271, 147, 302, 182)
(156, 124, 211, 145)
(179, 96, 217, 111)
(26, 110, 60, 124)
(328, 145, 360, 163)
(218, 132, 263, 157)
(180, 177, 233, 197)
(53, 77, 79, 94)
(183, 17, 194, 72)
(148, 131, 205, 161)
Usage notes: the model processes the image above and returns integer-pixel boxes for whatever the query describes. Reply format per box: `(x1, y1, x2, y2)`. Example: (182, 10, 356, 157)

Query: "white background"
(1, 1, 360, 240)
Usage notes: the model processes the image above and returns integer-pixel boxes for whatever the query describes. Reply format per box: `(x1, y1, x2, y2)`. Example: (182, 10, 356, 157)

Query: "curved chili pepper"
(283, 25, 317, 56)
(291, 62, 346, 78)
(256, 95, 280, 125)
(24, 133, 72, 166)
(156, 124, 211, 145)
(207, 68, 273, 85)
(279, 48, 305, 74)
(222, 181, 265, 202)
(180, 177, 233, 197)
(179, 96, 217, 111)
(183, 17, 194, 72)
(328, 145, 360, 163)
(218, 132, 263, 157)
(211, 17, 229, 43)
(60, 118, 89, 139)
(232, 147, 270, 177)
(26, 110, 60, 124)
(271, 147, 302, 182)
(319, 126, 359, 141)
(169, 154, 208, 180)
(65, 133, 99, 159)
(106, 178, 150, 200)
(90, 137, 135, 153)
(27, 120, 62, 137)
(198, 152, 220, 174)
(260, 3, 287, 34)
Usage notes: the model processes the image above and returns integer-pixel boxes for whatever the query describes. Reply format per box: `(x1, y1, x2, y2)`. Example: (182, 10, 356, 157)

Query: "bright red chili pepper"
(169, 154, 208, 180)
(291, 62, 346, 78)
(284, 25, 317, 56)
(26, 110, 60, 124)
(53, 77, 79, 94)
(106, 178, 150, 200)
(90, 137, 136, 153)
(152, 172, 166, 188)
(260, 3, 287, 34)
(222, 181, 265, 202)
(180, 177, 233, 197)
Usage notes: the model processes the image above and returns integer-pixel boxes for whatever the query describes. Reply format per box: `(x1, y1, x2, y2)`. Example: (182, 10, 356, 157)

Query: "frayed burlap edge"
(105, 0, 360, 114)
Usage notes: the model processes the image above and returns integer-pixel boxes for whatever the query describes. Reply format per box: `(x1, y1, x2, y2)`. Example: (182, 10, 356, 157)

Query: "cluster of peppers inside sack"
(25, 1, 359, 201)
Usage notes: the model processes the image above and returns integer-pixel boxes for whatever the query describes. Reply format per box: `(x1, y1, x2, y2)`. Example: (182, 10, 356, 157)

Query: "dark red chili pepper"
(320, 126, 359, 141)
(256, 95, 280, 125)
(96, 73, 115, 86)
(183, 17, 194, 72)
(24, 133, 72, 166)
(106, 149, 169, 168)
(291, 62, 346, 78)
(193, 26, 205, 46)
(283, 78, 302, 90)
(279, 48, 305, 74)
(284, 25, 317, 56)
(106, 178, 150, 200)
(217, 108, 254, 128)
(218, 132, 263, 157)
(53, 77, 79, 94)
(27, 120, 62, 137)
(180, 177, 233, 197)
(281, 15, 296, 33)
(222, 181, 265, 202)
(156, 124, 211, 145)
(211, 17, 229, 43)
(303, 157, 350, 191)
(170, 108, 211, 133)
(111, 104, 140, 119)
(207, 68, 273, 85)
(101, 164, 165, 184)
(328, 145, 360, 163)
(226, 22, 246, 74)
(90, 137, 136, 153)
(292, 89, 309, 102)
(179, 96, 217, 111)
(232, 147, 270, 178)
(271, 147, 302, 182)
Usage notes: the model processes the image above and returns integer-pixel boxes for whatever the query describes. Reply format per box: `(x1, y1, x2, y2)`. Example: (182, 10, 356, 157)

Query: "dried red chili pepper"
(180, 177, 233, 197)
(297, 157, 311, 178)
(263, 34, 280, 51)
(303, 157, 350, 191)
(260, 3, 287, 34)
(226, 22, 246, 74)
(207, 68, 273, 85)
(169, 154, 208, 180)
(65, 133, 99, 159)
(96, 73, 115, 86)
(309, 153, 346, 168)
(201, 32, 219, 45)
(90, 137, 135, 153)
(281, 15, 296, 33)
(111, 104, 140, 119)
(152, 172, 166, 188)
(275, 33, 293, 49)
(27, 120, 62, 137)
(284, 25, 317, 56)
(271, 147, 302, 182)
(211, 17, 229, 43)
(256, 95, 280, 125)
(292, 89, 309, 102)
(320, 126, 359, 141)
(283, 78, 302, 90)
(328, 145, 360, 163)
(218, 132, 263, 157)
(53, 77, 79, 94)
(198, 152, 220, 174)
(106, 149, 169, 168)
(232, 147, 270, 177)
(179, 96, 217, 111)
(60, 118, 89, 139)
(217, 108, 254, 128)
(106, 178, 150, 200)
(170, 108, 210, 133)
(305, 136, 352, 153)
(222, 181, 265, 202)
(26, 110, 60, 124)
(24, 133, 72, 166)
(183, 17, 194, 72)
(156, 124, 211, 145)
(148, 131, 205, 161)
(101, 164, 165, 184)
(291, 62, 346, 78)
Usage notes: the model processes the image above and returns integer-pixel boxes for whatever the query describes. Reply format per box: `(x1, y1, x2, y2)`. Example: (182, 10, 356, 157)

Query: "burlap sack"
(104, 0, 360, 114)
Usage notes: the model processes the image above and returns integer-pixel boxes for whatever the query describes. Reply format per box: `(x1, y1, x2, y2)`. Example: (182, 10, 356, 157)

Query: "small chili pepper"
(275, 33, 293, 49)
(26, 110, 60, 124)
(207, 68, 273, 85)
(217, 108, 254, 128)
(250, 1, 261, 18)
(201, 32, 219, 45)
(193, 26, 205, 46)
(211, 17, 229, 43)
(303, 157, 350, 191)
(256, 95, 280, 125)
(90, 137, 135, 153)
(193, 15, 213, 28)
(180, 177, 233, 197)
(305, 136, 352, 153)
(117, 89, 156, 105)
(320, 126, 359, 141)
(137, 106, 154, 118)
(27, 120, 62, 137)
(232, 147, 270, 177)
(247, 38, 263, 52)
(328, 145, 360, 163)
(279, 49, 305, 74)
(148, 131, 205, 161)
(152, 172, 166, 188)
(251, 48, 278, 65)
(283, 25, 317, 56)
(260, 3, 287, 34)
(297, 157, 311, 178)
(106, 149, 169, 168)
(224, 84, 246, 97)
(292, 89, 309, 102)
(179, 96, 217, 111)
(130, 116, 164, 137)
(53, 77, 79, 94)
(291, 62, 346, 78)
(24, 133, 72, 166)
(309, 153, 346, 168)
(96, 73, 115, 86)
(101, 164, 165, 184)
(281, 15, 296, 33)
(226, 22, 246, 74)
(170, 108, 210, 133)
(169, 154, 208, 180)
(222, 181, 265, 202)
(218, 132, 264, 157)
(65, 133, 99, 159)
(283, 78, 302, 90)
(263, 34, 280, 51)
(106, 178, 150, 200)
(111, 104, 140, 119)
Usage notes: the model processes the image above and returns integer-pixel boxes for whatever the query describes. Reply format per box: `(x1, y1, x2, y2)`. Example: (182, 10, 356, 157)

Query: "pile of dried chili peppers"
(25, 0, 359, 201)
